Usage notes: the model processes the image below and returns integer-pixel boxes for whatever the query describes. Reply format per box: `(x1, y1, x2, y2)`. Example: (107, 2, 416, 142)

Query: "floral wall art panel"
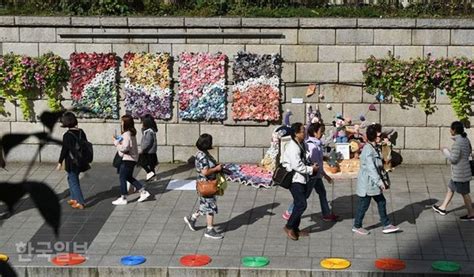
(232, 52, 282, 122)
(178, 52, 227, 121)
(123, 52, 172, 120)
(70, 52, 119, 119)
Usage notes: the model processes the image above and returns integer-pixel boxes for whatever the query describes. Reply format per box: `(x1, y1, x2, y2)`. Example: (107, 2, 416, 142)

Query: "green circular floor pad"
(432, 261, 461, 272)
(241, 256, 269, 268)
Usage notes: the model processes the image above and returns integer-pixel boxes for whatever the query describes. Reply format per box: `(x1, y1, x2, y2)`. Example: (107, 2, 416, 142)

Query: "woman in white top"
(282, 122, 318, 241)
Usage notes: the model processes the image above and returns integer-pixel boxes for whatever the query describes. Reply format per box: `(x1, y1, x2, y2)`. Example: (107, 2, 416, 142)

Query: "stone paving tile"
(3, 163, 474, 275)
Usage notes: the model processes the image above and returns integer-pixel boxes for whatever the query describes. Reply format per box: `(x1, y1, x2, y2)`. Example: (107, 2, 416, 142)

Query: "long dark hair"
(142, 114, 157, 132)
(451, 121, 467, 138)
(121, 114, 137, 136)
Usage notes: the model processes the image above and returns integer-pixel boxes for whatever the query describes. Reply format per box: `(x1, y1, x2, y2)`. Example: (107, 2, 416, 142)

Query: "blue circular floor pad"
(121, 255, 147, 266)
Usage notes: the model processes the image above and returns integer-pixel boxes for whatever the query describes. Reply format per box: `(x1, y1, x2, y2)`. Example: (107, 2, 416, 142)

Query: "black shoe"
(432, 205, 447, 216)
(460, 215, 474, 221)
(204, 228, 223, 239)
(184, 216, 196, 231)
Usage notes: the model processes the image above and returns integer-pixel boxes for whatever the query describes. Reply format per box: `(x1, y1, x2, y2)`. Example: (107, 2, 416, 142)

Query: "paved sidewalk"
(1, 163, 474, 276)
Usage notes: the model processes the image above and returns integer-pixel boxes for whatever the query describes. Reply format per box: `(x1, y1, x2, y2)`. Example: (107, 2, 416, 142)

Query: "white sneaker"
(112, 197, 127, 205)
(382, 224, 400, 234)
(146, 172, 155, 181)
(137, 190, 151, 202)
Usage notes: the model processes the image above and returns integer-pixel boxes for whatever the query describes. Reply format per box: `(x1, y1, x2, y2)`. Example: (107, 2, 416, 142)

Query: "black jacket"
(58, 128, 89, 172)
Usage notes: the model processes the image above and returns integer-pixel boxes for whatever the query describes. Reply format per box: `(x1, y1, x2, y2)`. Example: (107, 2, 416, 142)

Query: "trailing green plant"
(37, 52, 70, 113)
(364, 53, 473, 124)
(0, 53, 69, 121)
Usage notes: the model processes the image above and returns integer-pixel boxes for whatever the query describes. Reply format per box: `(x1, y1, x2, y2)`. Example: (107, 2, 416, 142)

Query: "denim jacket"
(356, 143, 384, 197)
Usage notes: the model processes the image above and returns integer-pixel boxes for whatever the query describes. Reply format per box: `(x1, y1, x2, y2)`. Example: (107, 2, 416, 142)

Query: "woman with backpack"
(139, 114, 158, 182)
(433, 121, 474, 221)
(57, 112, 89, 210)
(112, 115, 152, 205)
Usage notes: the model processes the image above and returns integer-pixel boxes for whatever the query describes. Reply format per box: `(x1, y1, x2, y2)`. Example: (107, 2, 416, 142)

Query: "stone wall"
(0, 16, 473, 164)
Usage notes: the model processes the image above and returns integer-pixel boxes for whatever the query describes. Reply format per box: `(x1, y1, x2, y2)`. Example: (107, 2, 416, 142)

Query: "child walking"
(139, 114, 158, 181)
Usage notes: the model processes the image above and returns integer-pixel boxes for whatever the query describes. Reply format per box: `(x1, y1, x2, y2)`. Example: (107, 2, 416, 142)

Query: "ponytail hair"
(450, 121, 466, 137)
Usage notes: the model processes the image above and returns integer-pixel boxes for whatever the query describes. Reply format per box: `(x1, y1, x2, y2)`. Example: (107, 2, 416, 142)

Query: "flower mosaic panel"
(232, 52, 282, 121)
(123, 52, 172, 119)
(70, 53, 119, 119)
(178, 52, 227, 121)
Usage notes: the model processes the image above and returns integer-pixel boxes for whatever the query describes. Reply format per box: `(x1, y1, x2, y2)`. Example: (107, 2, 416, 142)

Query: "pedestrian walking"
(282, 122, 319, 240)
(433, 121, 474, 221)
(112, 115, 151, 205)
(352, 124, 399, 235)
(282, 122, 339, 222)
(57, 112, 89, 210)
(139, 114, 158, 182)
(184, 134, 224, 239)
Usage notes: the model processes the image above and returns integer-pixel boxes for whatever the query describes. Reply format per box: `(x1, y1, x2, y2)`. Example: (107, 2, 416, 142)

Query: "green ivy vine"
(363, 53, 473, 124)
(0, 52, 69, 121)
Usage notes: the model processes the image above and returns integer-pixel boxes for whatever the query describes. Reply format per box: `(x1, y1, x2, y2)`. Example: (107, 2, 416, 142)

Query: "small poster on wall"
(336, 143, 350, 160)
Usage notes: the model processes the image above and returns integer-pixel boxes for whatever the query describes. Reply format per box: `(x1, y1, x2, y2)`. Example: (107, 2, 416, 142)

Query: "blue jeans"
(67, 171, 85, 205)
(287, 178, 331, 216)
(353, 194, 390, 228)
(119, 161, 143, 196)
(286, 182, 308, 231)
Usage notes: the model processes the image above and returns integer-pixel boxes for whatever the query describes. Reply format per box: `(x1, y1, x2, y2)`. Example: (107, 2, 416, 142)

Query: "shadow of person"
(215, 203, 279, 233)
(366, 198, 438, 231)
(302, 194, 358, 233)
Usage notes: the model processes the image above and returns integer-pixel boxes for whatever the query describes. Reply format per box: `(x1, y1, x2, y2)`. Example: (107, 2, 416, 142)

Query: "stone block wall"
(0, 16, 473, 164)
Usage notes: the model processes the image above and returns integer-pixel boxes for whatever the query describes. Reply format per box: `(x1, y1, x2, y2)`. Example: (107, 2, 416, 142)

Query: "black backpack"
(68, 130, 93, 170)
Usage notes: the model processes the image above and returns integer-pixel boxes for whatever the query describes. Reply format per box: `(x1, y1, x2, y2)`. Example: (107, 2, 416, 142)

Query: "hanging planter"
(0, 52, 69, 121)
(363, 53, 473, 124)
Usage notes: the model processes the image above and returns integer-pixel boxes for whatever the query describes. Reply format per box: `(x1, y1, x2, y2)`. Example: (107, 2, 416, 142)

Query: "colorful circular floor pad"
(320, 258, 351, 270)
(180, 254, 212, 267)
(120, 255, 146, 266)
(375, 258, 406, 271)
(0, 254, 9, 262)
(241, 256, 269, 268)
(432, 261, 461, 272)
(51, 253, 86, 266)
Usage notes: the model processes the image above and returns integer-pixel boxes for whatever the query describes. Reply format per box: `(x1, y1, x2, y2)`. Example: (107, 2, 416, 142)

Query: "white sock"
(207, 226, 213, 230)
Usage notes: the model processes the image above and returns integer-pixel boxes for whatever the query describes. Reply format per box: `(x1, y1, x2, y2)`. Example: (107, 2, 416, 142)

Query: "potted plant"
(327, 149, 342, 174)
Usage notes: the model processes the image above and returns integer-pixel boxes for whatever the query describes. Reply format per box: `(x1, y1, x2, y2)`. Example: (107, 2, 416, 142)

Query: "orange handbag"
(196, 179, 218, 197)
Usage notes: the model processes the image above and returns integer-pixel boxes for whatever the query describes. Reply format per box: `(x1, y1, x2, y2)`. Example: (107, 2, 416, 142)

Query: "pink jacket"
(114, 131, 139, 162)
